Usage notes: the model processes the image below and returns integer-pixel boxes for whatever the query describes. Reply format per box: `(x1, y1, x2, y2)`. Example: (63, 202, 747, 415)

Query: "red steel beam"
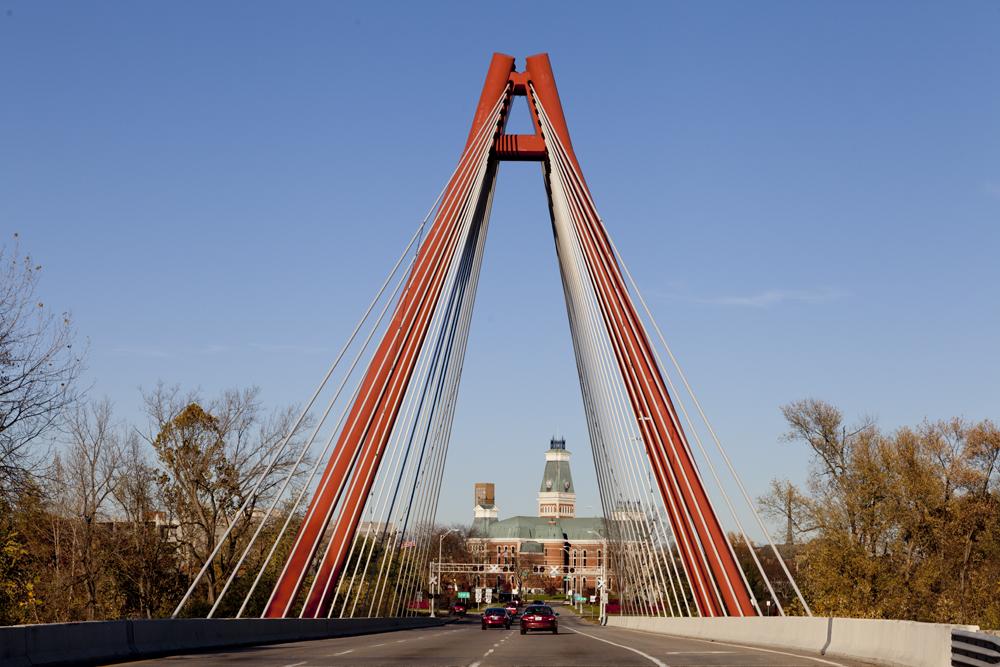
(263, 53, 515, 619)
(525, 53, 756, 617)
(261, 51, 755, 620)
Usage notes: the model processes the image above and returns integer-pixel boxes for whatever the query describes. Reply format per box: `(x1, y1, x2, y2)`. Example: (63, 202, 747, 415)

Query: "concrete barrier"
(0, 616, 446, 666)
(608, 615, 980, 667)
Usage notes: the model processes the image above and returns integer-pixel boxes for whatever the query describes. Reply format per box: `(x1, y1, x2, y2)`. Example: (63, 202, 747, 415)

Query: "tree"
(0, 235, 84, 502)
(758, 479, 815, 545)
(61, 399, 122, 620)
(108, 431, 183, 619)
(778, 399, 1000, 626)
(143, 383, 305, 610)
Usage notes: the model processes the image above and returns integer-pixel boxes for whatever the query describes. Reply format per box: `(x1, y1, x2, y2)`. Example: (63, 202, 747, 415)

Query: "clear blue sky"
(2, 2, 998, 529)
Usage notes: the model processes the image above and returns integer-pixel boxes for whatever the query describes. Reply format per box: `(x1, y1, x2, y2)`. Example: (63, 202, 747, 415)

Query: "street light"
(587, 529, 607, 625)
(430, 528, 459, 619)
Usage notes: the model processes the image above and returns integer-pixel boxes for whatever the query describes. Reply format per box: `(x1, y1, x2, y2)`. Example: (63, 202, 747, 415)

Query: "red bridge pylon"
(258, 53, 757, 619)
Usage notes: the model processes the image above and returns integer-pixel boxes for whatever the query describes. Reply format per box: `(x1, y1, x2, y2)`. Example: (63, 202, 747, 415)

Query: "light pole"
(430, 528, 459, 619)
(587, 529, 607, 625)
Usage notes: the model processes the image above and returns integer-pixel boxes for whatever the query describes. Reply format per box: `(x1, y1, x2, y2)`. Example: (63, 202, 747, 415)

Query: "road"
(113, 613, 873, 667)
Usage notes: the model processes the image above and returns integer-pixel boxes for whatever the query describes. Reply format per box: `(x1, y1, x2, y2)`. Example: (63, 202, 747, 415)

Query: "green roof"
(539, 458, 574, 494)
(471, 515, 605, 541)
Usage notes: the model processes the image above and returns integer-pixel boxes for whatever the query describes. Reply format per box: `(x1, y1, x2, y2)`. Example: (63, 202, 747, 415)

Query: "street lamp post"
(430, 528, 459, 619)
(587, 529, 607, 625)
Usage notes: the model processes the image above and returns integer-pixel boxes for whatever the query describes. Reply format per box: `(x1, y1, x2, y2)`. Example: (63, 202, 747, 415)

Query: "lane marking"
(613, 626, 850, 667)
(571, 626, 668, 667)
(281, 662, 307, 667)
(333, 649, 353, 656)
(372, 642, 386, 647)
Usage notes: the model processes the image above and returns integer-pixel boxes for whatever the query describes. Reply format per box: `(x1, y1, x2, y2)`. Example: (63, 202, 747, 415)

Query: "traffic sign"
(429, 575, 438, 586)
(549, 566, 560, 577)
(457, 591, 470, 599)
(575, 595, 587, 602)
(596, 578, 605, 589)
(475, 588, 482, 603)
(485, 588, 493, 603)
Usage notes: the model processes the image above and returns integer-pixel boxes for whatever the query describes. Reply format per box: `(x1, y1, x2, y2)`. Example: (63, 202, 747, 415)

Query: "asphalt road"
(113, 613, 874, 667)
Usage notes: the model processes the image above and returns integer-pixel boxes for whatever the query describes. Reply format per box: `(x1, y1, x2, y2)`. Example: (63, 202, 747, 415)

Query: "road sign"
(575, 595, 587, 602)
(475, 588, 482, 603)
(596, 578, 605, 589)
(429, 575, 438, 586)
(485, 588, 493, 603)
(457, 591, 470, 599)
(488, 564, 498, 573)
(549, 566, 560, 577)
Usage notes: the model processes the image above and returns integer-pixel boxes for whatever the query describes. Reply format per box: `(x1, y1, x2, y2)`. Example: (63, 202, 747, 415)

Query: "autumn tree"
(144, 383, 305, 611)
(776, 399, 1000, 626)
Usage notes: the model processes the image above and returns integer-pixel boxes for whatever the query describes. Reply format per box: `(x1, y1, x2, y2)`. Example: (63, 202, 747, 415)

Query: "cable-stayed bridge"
(168, 52, 806, 626)
(4, 53, 998, 667)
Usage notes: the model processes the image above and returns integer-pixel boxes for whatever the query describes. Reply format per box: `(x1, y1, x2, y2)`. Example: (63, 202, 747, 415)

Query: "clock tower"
(537, 437, 576, 518)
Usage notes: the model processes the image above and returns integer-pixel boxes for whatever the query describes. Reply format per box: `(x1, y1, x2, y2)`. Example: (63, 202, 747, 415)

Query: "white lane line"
(614, 626, 850, 667)
(684, 638, 849, 667)
(571, 626, 668, 667)
(372, 642, 386, 647)
(333, 649, 353, 656)
(665, 651, 734, 655)
(281, 662, 307, 667)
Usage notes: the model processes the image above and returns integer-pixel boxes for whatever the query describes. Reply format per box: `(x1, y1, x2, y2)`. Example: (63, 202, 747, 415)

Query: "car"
(519, 604, 558, 634)
(481, 607, 511, 630)
(504, 602, 520, 619)
(450, 602, 467, 617)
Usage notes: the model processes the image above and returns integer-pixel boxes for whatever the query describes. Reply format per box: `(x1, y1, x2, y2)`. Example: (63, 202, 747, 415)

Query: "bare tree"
(142, 383, 306, 607)
(109, 431, 182, 618)
(62, 399, 121, 620)
(758, 479, 815, 545)
(0, 235, 84, 501)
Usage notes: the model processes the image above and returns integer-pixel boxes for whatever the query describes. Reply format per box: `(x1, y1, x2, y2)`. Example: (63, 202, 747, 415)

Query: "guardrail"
(953, 629, 1000, 667)
(0, 616, 446, 666)
(608, 615, 983, 667)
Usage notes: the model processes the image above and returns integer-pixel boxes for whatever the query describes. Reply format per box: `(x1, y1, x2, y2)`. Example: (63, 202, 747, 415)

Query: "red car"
(504, 602, 520, 619)
(450, 602, 466, 617)
(519, 604, 558, 634)
(481, 607, 511, 630)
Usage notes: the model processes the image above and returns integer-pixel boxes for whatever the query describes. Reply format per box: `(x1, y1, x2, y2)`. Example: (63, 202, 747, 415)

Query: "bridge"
(3, 52, 999, 667)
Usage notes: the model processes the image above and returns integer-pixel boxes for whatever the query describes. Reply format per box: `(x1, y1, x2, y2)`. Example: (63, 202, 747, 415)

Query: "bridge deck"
(114, 613, 875, 667)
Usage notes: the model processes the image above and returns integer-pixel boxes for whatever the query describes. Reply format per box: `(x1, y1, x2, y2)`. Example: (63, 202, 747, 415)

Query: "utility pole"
(430, 528, 458, 619)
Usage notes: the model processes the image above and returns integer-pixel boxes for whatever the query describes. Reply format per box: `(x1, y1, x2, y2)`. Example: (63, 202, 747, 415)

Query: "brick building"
(468, 438, 607, 597)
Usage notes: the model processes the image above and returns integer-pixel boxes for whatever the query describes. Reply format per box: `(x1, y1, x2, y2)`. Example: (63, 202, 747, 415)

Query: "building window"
(583, 550, 587, 566)
(597, 549, 602, 566)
